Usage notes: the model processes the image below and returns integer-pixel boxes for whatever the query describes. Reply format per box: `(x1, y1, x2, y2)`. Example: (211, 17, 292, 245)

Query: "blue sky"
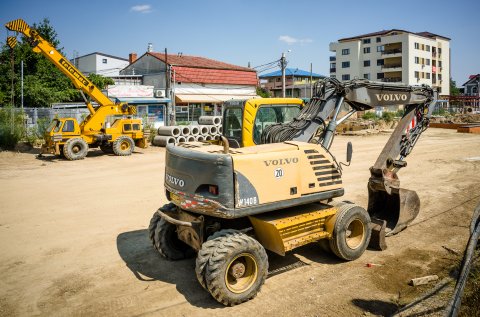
(1, 0, 479, 85)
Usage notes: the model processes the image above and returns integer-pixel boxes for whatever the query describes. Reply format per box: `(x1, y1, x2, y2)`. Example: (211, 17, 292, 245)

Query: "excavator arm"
(261, 78, 437, 248)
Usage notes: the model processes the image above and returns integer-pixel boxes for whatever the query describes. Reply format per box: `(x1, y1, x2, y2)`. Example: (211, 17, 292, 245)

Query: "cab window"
(253, 105, 301, 144)
(47, 120, 58, 132)
(62, 120, 75, 132)
(223, 108, 243, 140)
(53, 120, 63, 133)
(124, 124, 132, 131)
(132, 124, 140, 131)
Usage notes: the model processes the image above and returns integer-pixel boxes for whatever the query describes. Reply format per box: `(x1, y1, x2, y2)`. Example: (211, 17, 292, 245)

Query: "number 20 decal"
(274, 168, 284, 178)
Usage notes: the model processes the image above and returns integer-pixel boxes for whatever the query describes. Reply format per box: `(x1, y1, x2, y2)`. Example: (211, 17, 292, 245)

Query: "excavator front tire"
(204, 230, 268, 306)
(63, 138, 88, 160)
(113, 136, 134, 156)
(329, 203, 371, 261)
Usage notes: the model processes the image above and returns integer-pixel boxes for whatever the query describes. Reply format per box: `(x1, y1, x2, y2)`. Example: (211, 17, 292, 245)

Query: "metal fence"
(20, 107, 90, 129)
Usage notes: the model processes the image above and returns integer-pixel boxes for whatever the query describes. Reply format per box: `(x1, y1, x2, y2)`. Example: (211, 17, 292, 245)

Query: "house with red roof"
(119, 51, 258, 124)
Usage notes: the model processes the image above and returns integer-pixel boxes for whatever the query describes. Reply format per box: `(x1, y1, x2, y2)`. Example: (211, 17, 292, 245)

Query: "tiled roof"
(339, 29, 450, 42)
(173, 66, 258, 85)
(148, 53, 254, 72)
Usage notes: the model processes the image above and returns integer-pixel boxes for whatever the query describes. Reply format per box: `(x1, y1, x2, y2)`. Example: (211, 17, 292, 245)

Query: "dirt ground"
(0, 129, 479, 317)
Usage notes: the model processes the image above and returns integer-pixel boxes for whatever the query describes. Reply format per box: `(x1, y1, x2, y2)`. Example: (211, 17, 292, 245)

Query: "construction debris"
(408, 275, 439, 286)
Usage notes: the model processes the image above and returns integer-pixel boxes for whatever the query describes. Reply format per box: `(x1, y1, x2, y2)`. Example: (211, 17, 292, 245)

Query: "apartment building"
(329, 29, 450, 94)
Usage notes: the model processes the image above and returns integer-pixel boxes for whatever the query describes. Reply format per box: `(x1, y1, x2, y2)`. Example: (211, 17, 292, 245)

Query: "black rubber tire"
(148, 203, 176, 246)
(100, 144, 113, 154)
(329, 203, 371, 261)
(204, 231, 268, 306)
(195, 229, 241, 290)
(319, 239, 332, 254)
(63, 138, 88, 160)
(112, 136, 135, 156)
(152, 217, 194, 260)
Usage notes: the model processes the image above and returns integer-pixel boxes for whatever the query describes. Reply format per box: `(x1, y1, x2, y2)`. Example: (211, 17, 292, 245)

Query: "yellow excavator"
(148, 78, 437, 306)
(5, 19, 148, 160)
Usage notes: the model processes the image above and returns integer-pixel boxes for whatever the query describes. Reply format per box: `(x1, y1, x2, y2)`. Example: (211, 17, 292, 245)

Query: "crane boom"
(5, 19, 114, 114)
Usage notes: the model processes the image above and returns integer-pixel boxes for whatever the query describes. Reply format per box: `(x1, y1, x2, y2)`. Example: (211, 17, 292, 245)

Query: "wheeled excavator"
(148, 78, 436, 305)
(5, 19, 148, 160)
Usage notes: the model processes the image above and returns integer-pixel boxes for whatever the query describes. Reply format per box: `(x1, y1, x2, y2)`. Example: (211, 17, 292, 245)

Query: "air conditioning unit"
(154, 90, 165, 98)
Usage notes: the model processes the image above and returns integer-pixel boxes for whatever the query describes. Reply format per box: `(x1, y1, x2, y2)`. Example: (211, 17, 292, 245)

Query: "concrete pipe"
(218, 126, 223, 134)
(198, 116, 222, 126)
(176, 136, 187, 143)
(205, 135, 213, 141)
(152, 135, 176, 147)
(189, 125, 200, 136)
(180, 126, 191, 136)
(196, 135, 205, 142)
(209, 125, 218, 135)
(186, 136, 196, 142)
(157, 126, 181, 137)
(213, 134, 221, 140)
(199, 125, 210, 136)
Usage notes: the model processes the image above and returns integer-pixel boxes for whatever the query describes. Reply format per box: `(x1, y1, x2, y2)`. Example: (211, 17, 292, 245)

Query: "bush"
(382, 111, 395, 123)
(0, 106, 26, 149)
(362, 112, 378, 120)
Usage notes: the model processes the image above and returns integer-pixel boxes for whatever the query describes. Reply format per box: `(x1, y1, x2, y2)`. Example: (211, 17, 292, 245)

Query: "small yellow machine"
(149, 78, 437, 305)
(5, 19, 148, 160)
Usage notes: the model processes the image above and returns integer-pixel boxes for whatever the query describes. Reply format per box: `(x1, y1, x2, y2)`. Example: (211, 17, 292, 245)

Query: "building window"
(364, 60, 371, 67)
(364, 73, 370, 80)
(438, 74, 442, 80)
(426, 45, 430, 51)
(342, 61, 350, 68)
(331, 75, 336, 79)
(426, 73, 431, 79)
(376, 45, 384, 52)
(415, 57, 420, 64)
(363, 47, 371, 54)
(376, 37, 381, 43)
(342, 49, 350, 55)
(363, 38, 371, 44)
(426, 59, 430, 66)
(414, 71, 419, 78)
(438, 61, 442, 68)
(377, 73, 384, 79)
(342, 74, 350, 81)
(377, 59, 384, 66)
(414, 42, 419, 49)
(276, 78, 281, 82)
(330, 62, 336, 69)
(102, 58, 107, 64)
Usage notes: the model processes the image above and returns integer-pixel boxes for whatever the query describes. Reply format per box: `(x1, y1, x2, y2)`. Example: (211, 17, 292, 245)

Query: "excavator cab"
(222, 98, 304, 148)
(42, 118, 81, 155)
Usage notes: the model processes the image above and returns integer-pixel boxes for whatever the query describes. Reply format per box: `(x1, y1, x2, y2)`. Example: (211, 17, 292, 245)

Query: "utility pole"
(21, 60, 24, 110)
(281, 52, 286, 98)
(310, 63, 313, 98)
(165, 48, 173, 126)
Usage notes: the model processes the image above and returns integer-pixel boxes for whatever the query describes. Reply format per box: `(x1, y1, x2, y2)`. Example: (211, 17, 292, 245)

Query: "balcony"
(330, 68, 336, 73)
(329, 56, 336, 61)
(382, 48, 402, 56)
(381, 77, 402, 83)
(382, 64, 402, 71)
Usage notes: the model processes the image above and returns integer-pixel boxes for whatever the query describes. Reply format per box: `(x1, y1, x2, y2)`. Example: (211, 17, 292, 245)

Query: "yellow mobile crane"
(5, 19, 148, 160)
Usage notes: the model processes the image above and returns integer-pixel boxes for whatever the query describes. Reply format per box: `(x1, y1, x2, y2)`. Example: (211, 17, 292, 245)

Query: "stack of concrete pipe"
(152, 115, 222, 147)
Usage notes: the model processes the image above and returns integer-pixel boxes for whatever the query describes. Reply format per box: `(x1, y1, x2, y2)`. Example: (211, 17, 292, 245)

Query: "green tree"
(87, 73, 114, 90)
(450, 78, 460, 96)
(256, 86, 270, 98)
(0, 18, 81, 107)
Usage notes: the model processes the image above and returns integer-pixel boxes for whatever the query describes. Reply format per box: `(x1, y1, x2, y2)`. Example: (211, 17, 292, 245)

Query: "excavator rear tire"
(204, 230, 268, 306)
(153, 218, 194, 260)
(113, 136, 134, 156)
(63, 138, 88, 160)
(329, 203, 371, 261)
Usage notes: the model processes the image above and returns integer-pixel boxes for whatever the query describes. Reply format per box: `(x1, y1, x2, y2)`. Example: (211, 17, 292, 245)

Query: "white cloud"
(279, 35, 313, 45)
(130, 4, 152, 13)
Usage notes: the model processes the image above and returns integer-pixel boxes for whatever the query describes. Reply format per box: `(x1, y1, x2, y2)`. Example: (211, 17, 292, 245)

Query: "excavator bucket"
(367, 185, 420, 243)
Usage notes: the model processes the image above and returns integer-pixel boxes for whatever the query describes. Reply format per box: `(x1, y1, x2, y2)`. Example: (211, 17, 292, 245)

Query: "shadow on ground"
(351, 298, 398, 316)
(117, 229, 341, 309)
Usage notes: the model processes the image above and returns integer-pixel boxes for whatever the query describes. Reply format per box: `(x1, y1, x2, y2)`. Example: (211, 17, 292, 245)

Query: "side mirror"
(346, 142, 353, 163)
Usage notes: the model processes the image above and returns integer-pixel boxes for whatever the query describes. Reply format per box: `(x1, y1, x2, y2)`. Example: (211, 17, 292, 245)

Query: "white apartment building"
(329, 29, 450, 94)
(72, 52, 129, 77)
